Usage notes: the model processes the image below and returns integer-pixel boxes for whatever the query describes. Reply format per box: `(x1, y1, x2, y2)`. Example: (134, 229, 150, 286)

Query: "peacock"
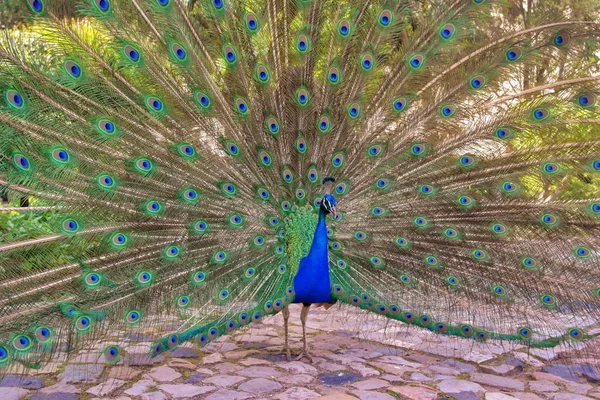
(1, 0, 600, 373)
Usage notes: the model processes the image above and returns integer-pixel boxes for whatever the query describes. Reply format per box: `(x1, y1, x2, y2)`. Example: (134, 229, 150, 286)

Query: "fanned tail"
(0, 0, 599, 374)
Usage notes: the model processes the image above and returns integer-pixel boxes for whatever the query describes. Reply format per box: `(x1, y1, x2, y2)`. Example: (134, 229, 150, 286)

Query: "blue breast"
(292, 208, 332, 304)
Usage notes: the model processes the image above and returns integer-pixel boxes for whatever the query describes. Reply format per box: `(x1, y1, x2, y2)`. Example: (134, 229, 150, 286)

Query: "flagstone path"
(1, 304, 599, 400)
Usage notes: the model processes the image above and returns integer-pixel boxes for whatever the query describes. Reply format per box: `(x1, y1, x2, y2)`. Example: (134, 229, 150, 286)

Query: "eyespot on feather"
(222, 44, 238, 65)
(307, 165, 319, 182)
(26, 0, 45, 13)
(360, 53, 375, 71)
(164, 245, 181, 260)
(577, 93, 596, 108)
(234, 97, 249, 115)
(494, 126, 514, 139)
(64, 60, 82, 79)
(104, 345, 120, 364)
(83, 272, 102, 288)
(395, 237, 412, 249)
(191, 220, 209, 235)
(295, 137, 307, 154)
(408, 54, 425, 70)
(218, 289, 229, 301)
(439, 23, 455, 39)
(34, 326, 53, 344)
(212, 0, 224, 10)
(568, 328, 584, 341)
(378, 10, 393, 27)
(191, 270, 207, 285)
(330, 151, 346, 168)
(170, 43, 187, 61)
(532, 107, 550, 121)
(12, 153, 32, 172)
(50, 147, 71, 165)
(518, 327, 533, 340)
(265, 115, 280, 136)
(75, 315, 92, 332)
(521, 257, 538, 270)
(440, 105, 456, 117)
(347, 102, 361, 119)
(574, 246, 592, 260)
(317, 114, 332, 134)
(540, 293, 557, 309)
(93, 0, 111, 13)
(410, 143, 428, 157)
(460, 324, 474, 337)
(12, 335, 32, 352)
(553, 32, 569, 47)
(145, 96, 164, 113)
(125, 310, 141, 324)
(195, 91, 211, 110)
(367, 144, 385, 158)
(61, 218, 81, 234)
(337, 19, 352, 37)
(328, 66, 342, 85)
(135, 271, 153, 286)
(245, 13, 259, 32)
(295, 87, 310, 107)
(123, 45, 140, 62)
(223, 140, 240, 157)
(392, 97, 408, 113)
(469, 75, 486, 89)
(297, 34, 310, 53)
(505, 47, 522, 62)
(176, 143, 197, 159)
(6, 89, 25, 109)
(177, 296, 190, 308)
(255, 64, 270, 83)
(281, 167, 294, 184)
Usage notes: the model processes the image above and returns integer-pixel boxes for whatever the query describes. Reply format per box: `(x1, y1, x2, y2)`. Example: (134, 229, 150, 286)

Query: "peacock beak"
(330, 205, 337, 219)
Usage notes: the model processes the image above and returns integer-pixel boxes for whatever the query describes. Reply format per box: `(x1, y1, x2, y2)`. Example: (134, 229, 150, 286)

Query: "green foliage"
(515, 120, 600, 201)
(0, 206, 55, 244)
(0, 200, 95, 274)
(0, 0, 29, 29)
(0, 0, 76, 29)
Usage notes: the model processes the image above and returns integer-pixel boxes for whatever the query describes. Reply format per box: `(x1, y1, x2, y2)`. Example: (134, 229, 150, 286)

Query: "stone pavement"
(1, 304, 599, 400)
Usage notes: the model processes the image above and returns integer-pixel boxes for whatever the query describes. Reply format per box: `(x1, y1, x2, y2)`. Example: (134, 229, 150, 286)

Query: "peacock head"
(321, 177, 338, 218)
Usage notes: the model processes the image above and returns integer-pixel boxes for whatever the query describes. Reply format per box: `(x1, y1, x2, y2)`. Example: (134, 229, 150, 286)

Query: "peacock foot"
(294, 349, 313, 363)
(282, 346, 292, 361)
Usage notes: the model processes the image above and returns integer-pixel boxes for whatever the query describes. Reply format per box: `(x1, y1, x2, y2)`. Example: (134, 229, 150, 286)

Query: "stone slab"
(60, 364, 104, 383)
(0, 375, 44, 390)
(238, 378, 282, 394)
(157, 384, 216, 398)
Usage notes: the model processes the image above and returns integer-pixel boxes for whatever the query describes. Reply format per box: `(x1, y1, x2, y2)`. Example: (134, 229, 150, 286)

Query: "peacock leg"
(282, 306, 291, 361)
(295, 303, 313, 362)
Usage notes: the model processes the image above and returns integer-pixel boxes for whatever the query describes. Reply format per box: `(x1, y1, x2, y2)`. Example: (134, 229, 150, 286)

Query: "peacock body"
(0, 0, 600, 371)
(290, 190, 335, 305)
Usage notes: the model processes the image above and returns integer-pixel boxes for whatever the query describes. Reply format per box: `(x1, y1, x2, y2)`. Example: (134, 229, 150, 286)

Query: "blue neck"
(309, 207, 329, 257)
